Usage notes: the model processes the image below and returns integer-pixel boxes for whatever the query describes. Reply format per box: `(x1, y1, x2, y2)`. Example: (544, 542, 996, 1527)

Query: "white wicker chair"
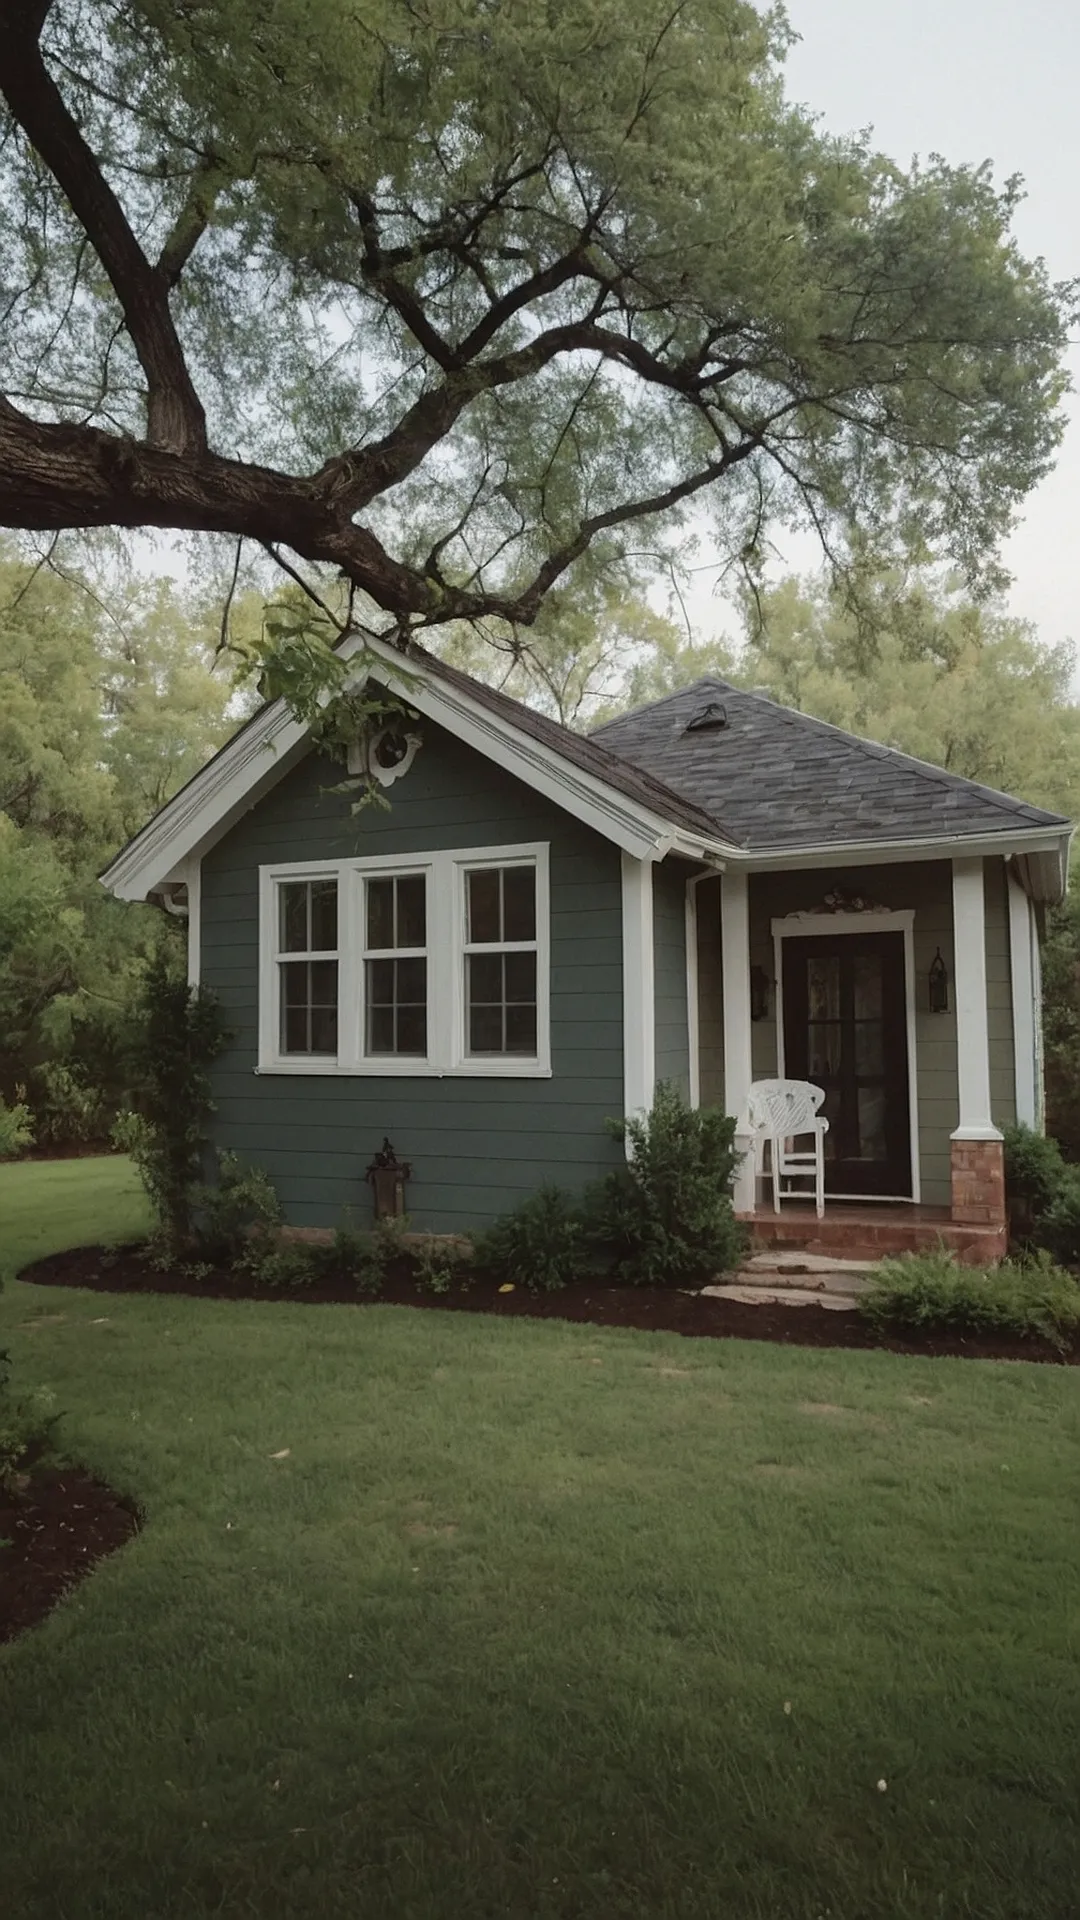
(744, 1079, 829, 1218)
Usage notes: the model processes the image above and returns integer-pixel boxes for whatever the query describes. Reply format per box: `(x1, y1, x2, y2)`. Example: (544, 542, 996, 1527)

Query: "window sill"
(255, 1059, 552, 1080)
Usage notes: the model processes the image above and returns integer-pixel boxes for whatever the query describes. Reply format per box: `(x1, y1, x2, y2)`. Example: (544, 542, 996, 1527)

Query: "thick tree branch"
(0, 0, 207, 455)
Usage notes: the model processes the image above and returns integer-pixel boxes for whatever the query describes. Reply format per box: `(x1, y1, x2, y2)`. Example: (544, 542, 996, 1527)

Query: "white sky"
(686, 0, 1080, 650)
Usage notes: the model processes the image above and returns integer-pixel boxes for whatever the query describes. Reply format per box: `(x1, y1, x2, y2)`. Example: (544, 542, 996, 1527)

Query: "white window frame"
(272, 872, 342, 1061)
(257, 843, 550, 1078)
(361, 865, 431, 1064)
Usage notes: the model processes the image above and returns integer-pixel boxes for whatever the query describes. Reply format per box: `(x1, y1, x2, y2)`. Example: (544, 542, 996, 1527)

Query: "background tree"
(0, 0, 1073, 686)
(0, 547, 235, 1144)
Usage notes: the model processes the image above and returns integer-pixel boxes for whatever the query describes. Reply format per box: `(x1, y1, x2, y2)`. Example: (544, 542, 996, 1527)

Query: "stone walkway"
(702, 1250, 879, 1313)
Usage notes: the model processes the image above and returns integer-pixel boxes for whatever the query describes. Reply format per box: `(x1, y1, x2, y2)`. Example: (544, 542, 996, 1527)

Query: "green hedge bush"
(859, 1245, 1080, 1350)
(587, 1081, 745, 1287)
(473, 1185, 586, 1292)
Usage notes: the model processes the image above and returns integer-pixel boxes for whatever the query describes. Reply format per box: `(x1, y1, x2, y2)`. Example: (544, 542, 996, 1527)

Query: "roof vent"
(684, 700, 728, 734)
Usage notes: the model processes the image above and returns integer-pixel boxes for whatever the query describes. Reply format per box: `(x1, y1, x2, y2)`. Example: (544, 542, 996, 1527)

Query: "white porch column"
(721, 869, 755, 1211)
(1007, 871, 1038, 1128)
(621, 853, 655, 1146)
(950, 857, 1001, 1141)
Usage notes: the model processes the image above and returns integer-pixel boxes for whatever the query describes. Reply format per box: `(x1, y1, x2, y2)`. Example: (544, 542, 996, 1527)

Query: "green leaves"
(0, 1, 1072, 623)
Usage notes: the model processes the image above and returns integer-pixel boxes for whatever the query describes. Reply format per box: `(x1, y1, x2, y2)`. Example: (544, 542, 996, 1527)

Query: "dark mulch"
(0, 1467, 139, 1645)
(17, 1243, 1079, 1366)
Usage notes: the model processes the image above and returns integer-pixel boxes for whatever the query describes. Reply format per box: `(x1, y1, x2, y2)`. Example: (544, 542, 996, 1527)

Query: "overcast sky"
(688, 0, 1079, 651)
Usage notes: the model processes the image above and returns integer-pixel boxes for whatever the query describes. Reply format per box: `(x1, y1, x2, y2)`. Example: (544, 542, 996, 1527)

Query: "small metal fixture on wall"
(366, 1137, 411, 1219)
(750, 964, 771, 1023)
(928, 948, 949, 1014)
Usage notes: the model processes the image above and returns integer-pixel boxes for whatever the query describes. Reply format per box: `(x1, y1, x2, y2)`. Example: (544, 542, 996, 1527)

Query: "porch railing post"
(721, 869, 755, 1212)
(950, 856, 1005, 1231)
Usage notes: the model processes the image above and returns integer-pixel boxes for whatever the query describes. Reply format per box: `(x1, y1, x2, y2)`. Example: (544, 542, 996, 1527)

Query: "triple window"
(261, 845, 548, 1076)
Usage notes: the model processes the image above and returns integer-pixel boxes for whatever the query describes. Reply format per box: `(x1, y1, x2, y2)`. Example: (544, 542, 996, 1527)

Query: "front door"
(781, 932, 911, 1197)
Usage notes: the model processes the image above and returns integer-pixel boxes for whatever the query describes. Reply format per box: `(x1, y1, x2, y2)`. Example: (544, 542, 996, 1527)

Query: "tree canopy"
(0, 547, 234, 1140)
(0, 0, 1074, 650)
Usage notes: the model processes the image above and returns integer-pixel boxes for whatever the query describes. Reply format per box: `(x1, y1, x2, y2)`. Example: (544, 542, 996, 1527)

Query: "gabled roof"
(400, 642, 726, 842)
(593, 677, 1071, 853)
(100, 633, 735, 900)
(100, 637, 1072, 907)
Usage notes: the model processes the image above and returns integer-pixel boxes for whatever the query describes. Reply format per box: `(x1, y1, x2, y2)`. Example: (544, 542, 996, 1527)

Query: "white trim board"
(101, 631, 736, 901)
(621, 854, 655, 1147)
(1007, 872, 1038, 1129)
(771, 909, 921, 1205)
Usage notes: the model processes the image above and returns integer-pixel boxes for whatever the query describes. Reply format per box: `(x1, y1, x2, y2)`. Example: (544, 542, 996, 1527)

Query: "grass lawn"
(1, 1160, 1078, 1919)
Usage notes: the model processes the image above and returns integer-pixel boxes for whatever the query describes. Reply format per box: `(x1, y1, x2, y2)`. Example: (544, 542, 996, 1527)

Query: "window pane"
(280, 883, 309, 953)
(467, 869, 501, 943)
(504, 951, 536, 1003)
(469, 1003, 503, 1053)
(283, 1004, 309, 1054)
(808, 956, 841, 1022)
(396, 956, 427, 1003)
(855, 1021, 884, 1076)
(367, 1003, 395, 1053)
(396, 875, 426, 948)
(468, 952, 503, 1003)
(309, 1005, 338, 1054)
(367, 957, 395, 1005)
(309, 959, 338, 1007)
(367, 878, 394, 950)
(505, 1003, 537, 1054)
(396, 1004, 427, 1055)
(309, 880, 337, 951)
(281, 959, 309, 1008)
(503, 866, 536, 941)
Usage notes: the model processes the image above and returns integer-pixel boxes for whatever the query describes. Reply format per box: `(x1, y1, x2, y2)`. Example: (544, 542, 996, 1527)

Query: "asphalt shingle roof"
(402, 642, 726, 840)
(590, 677, 1070, 851)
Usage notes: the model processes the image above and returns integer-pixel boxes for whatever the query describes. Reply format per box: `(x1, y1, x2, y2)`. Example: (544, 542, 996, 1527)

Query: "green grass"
(1, 1162, 1079, 1919)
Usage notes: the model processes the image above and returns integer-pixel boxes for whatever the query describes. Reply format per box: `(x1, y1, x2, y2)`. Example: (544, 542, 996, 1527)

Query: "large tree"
(0, 0, 1073, 649)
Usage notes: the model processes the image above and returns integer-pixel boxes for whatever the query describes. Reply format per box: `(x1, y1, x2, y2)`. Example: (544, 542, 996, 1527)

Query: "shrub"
(413, 1240, 470, 1295)
(1002, 1122, 1080, 1265)
(0, 1349, 59, 1490)
(123, 951, 229, 1253)
(34, 1062, 106, 1146)
(326, 1220, 391, 1295)
(859, 1246, 1080, 1350)
(0, 1091, 34, 1160)
(1002, 1123, 1068, 1238)
(474, 1185, 586, 1292)
(586, 1081, 745, 1287)
(195, 1152, 284, 1268)
(1036, 1179, 1080, 1268)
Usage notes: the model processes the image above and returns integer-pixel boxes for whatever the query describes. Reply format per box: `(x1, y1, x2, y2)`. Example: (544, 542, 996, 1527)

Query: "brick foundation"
(950, 1136, 1006, 1230)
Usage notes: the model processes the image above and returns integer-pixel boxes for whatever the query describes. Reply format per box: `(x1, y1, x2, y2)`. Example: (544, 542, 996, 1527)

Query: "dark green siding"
(200, 722, 625, 1231)
(652, 858, 690, 1096)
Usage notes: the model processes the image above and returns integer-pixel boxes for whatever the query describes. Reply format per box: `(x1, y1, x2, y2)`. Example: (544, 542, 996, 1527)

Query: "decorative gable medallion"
(346, 724, 422, 788)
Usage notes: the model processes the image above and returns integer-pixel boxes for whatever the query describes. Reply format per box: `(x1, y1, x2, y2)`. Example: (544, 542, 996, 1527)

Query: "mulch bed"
(17, 1244, 1079, 1366)
(0, 1467, 139, 1646)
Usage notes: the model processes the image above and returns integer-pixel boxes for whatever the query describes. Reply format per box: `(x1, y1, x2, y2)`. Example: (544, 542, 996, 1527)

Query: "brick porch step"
(738, 1208, 1006, 1268)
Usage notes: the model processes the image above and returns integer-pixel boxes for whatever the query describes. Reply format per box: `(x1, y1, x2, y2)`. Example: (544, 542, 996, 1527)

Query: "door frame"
(771, 910, 921, 1204)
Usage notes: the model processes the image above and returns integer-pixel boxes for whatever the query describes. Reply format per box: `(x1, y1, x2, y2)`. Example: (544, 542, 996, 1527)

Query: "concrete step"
(744, 1249, 880, 1276)
(702, 1283, 859, 1312)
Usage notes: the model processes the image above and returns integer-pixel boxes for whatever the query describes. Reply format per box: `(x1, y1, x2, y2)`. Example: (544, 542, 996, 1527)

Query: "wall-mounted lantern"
(750, 965, 771, 1023)
(365, 1137, 411, 1219)
(928, 948, 949, 1014)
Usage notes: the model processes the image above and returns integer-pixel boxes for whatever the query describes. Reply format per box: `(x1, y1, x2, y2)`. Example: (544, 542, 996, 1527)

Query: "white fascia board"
(737, 824, 1071, 887)
(359, 639, 734, 865)
(100, 631, 735, 902)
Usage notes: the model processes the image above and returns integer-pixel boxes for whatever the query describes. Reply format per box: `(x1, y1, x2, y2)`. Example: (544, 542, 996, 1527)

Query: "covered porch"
(688, 851, 1045, 1264)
